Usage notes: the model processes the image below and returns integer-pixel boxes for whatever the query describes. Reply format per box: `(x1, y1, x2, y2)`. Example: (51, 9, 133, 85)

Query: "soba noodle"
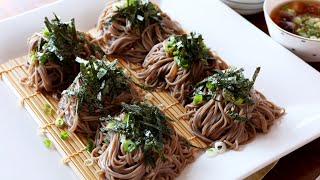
(21, 15, 104, 98)
(91, 103, 194, 180)
(95, 0, 184, 65)
(58, 57, 142, 134)
(137, 33, 228, 105)
(184, 68, 285, 149)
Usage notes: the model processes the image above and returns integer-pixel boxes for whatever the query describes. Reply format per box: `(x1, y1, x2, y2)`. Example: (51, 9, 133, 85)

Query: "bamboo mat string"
(188, 136, 197, 141)
(62, 148, 87, 164)
(163, 102, 180, 111)
(19, 92, 40, 106)
(37, 121, 55, 135)
(0, 63, 24, 80)
(39, 121, 55, 130)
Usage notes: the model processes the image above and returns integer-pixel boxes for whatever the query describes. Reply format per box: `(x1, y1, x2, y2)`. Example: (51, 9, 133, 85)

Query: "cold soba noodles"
(271, 1, 320, 39)
(95, 0, 184, 65)
(138, 32, 228, 105)
(184, 68, 285, 149)
(92, 103, 194, 179)
(58, 57, 142, 134)
(21, 15, 104, 98)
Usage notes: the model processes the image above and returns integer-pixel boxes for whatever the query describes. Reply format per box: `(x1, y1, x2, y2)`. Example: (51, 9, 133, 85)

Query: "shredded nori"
(100, 102, 173, 166)
(193, 67, 260, 122)
(62, 56, 129, 114)
(106, 0, 162, 30)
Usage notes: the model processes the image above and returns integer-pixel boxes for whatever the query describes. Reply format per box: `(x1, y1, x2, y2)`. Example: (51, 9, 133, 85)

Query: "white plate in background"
(0, 0, 319, 179)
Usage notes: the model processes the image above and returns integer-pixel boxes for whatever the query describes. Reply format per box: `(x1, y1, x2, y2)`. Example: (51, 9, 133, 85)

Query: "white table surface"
(0, 81, 77, 180)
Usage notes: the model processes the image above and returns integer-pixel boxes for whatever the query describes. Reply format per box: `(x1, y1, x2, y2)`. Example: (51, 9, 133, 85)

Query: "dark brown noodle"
(95, 1, 184, 65)
(91, 117, 194, 180)
(20, 32, 104, 98)
(58, 78, 142, 134)
(184, 90, 285, 150)
(137, 41, 228, 105)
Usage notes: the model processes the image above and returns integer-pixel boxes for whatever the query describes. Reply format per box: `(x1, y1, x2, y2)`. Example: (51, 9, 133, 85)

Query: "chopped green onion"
(29, 51, 37, 64)
(173, 50, 179, 56)
(55, 117, 64, 127)
(124, 113, 130, 123)
(206, 148, 218, 158)
(60, 131, 68, 140)
(43, 104, 54, 116)
(222, 88, 235, 102)
(193, 95, 203, 104)
(48, 109, 54, 115)
(123, 139, 136, 152)
(234, 98, 244, 105)
(43, 28, 50, 38)
(206, 82, 214, 90)
(85, 140, 93, 151)
(42, 138, 52, 148)
(106, 122, 116, 129)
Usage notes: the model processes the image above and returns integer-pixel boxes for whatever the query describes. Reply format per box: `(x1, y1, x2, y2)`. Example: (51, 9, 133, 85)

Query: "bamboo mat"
(0, 57, 101, 179)
(0, 53, 207, 179)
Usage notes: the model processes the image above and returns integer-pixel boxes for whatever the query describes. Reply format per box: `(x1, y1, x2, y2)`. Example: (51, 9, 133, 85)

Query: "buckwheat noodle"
(58, 59, 142, 134)
(184, 90, 285, 150)
(95, 1, 184, 65)
(20, 32, 103, 98)
(137, 41, 228, 105)
(91, 119, 194, 179)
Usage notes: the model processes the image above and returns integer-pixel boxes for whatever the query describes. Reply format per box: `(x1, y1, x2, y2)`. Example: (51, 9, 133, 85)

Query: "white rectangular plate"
(0, 0, 319, 179)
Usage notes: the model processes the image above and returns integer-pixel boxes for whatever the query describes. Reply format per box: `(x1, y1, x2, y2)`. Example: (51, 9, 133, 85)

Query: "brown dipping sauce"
(271, 1, 320, 39)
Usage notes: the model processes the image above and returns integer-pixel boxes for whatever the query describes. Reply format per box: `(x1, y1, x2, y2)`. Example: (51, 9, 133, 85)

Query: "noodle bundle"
(21, 14, 104, 97)
(137, 33, 228, 105)
(91, 103, 194, 180)
(184, 67, 285, 149)
(58, 57, 142, 134)
(95, 0, 184, 64)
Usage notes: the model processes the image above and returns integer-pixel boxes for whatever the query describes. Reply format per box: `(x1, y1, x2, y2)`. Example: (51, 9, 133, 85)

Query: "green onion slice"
(124, 113, 130, 123)
(55, 117, 64, 127)
(193, 95, 203, 104)
(85, 140, 94, 151)
(43, 28, 50, 38)
(42, 138, 52, 148)
(60, 131, 68, 140)
(234, 98, 244, 105)
(123, 139, 136, 152)
(43, 104, 53, 116)
(106, 122, 116, 129)
(206, 82, 214, 90)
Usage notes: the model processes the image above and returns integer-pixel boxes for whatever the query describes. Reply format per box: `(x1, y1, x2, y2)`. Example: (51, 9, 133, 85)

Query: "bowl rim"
(222, 0, 265, 4)
(263, 0, 320, 42)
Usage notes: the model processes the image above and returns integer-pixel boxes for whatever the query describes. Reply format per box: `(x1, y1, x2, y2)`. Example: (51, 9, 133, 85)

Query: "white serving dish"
(264, 0, 320, 62)
(0, 0, 320, 179)
(221, 0, 264, 15)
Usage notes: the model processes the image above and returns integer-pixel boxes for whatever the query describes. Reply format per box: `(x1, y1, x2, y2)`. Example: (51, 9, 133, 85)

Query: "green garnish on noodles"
(100, 103, 172, 166)
(165, 32, 210, 69)
(106, 0, 162, 30)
